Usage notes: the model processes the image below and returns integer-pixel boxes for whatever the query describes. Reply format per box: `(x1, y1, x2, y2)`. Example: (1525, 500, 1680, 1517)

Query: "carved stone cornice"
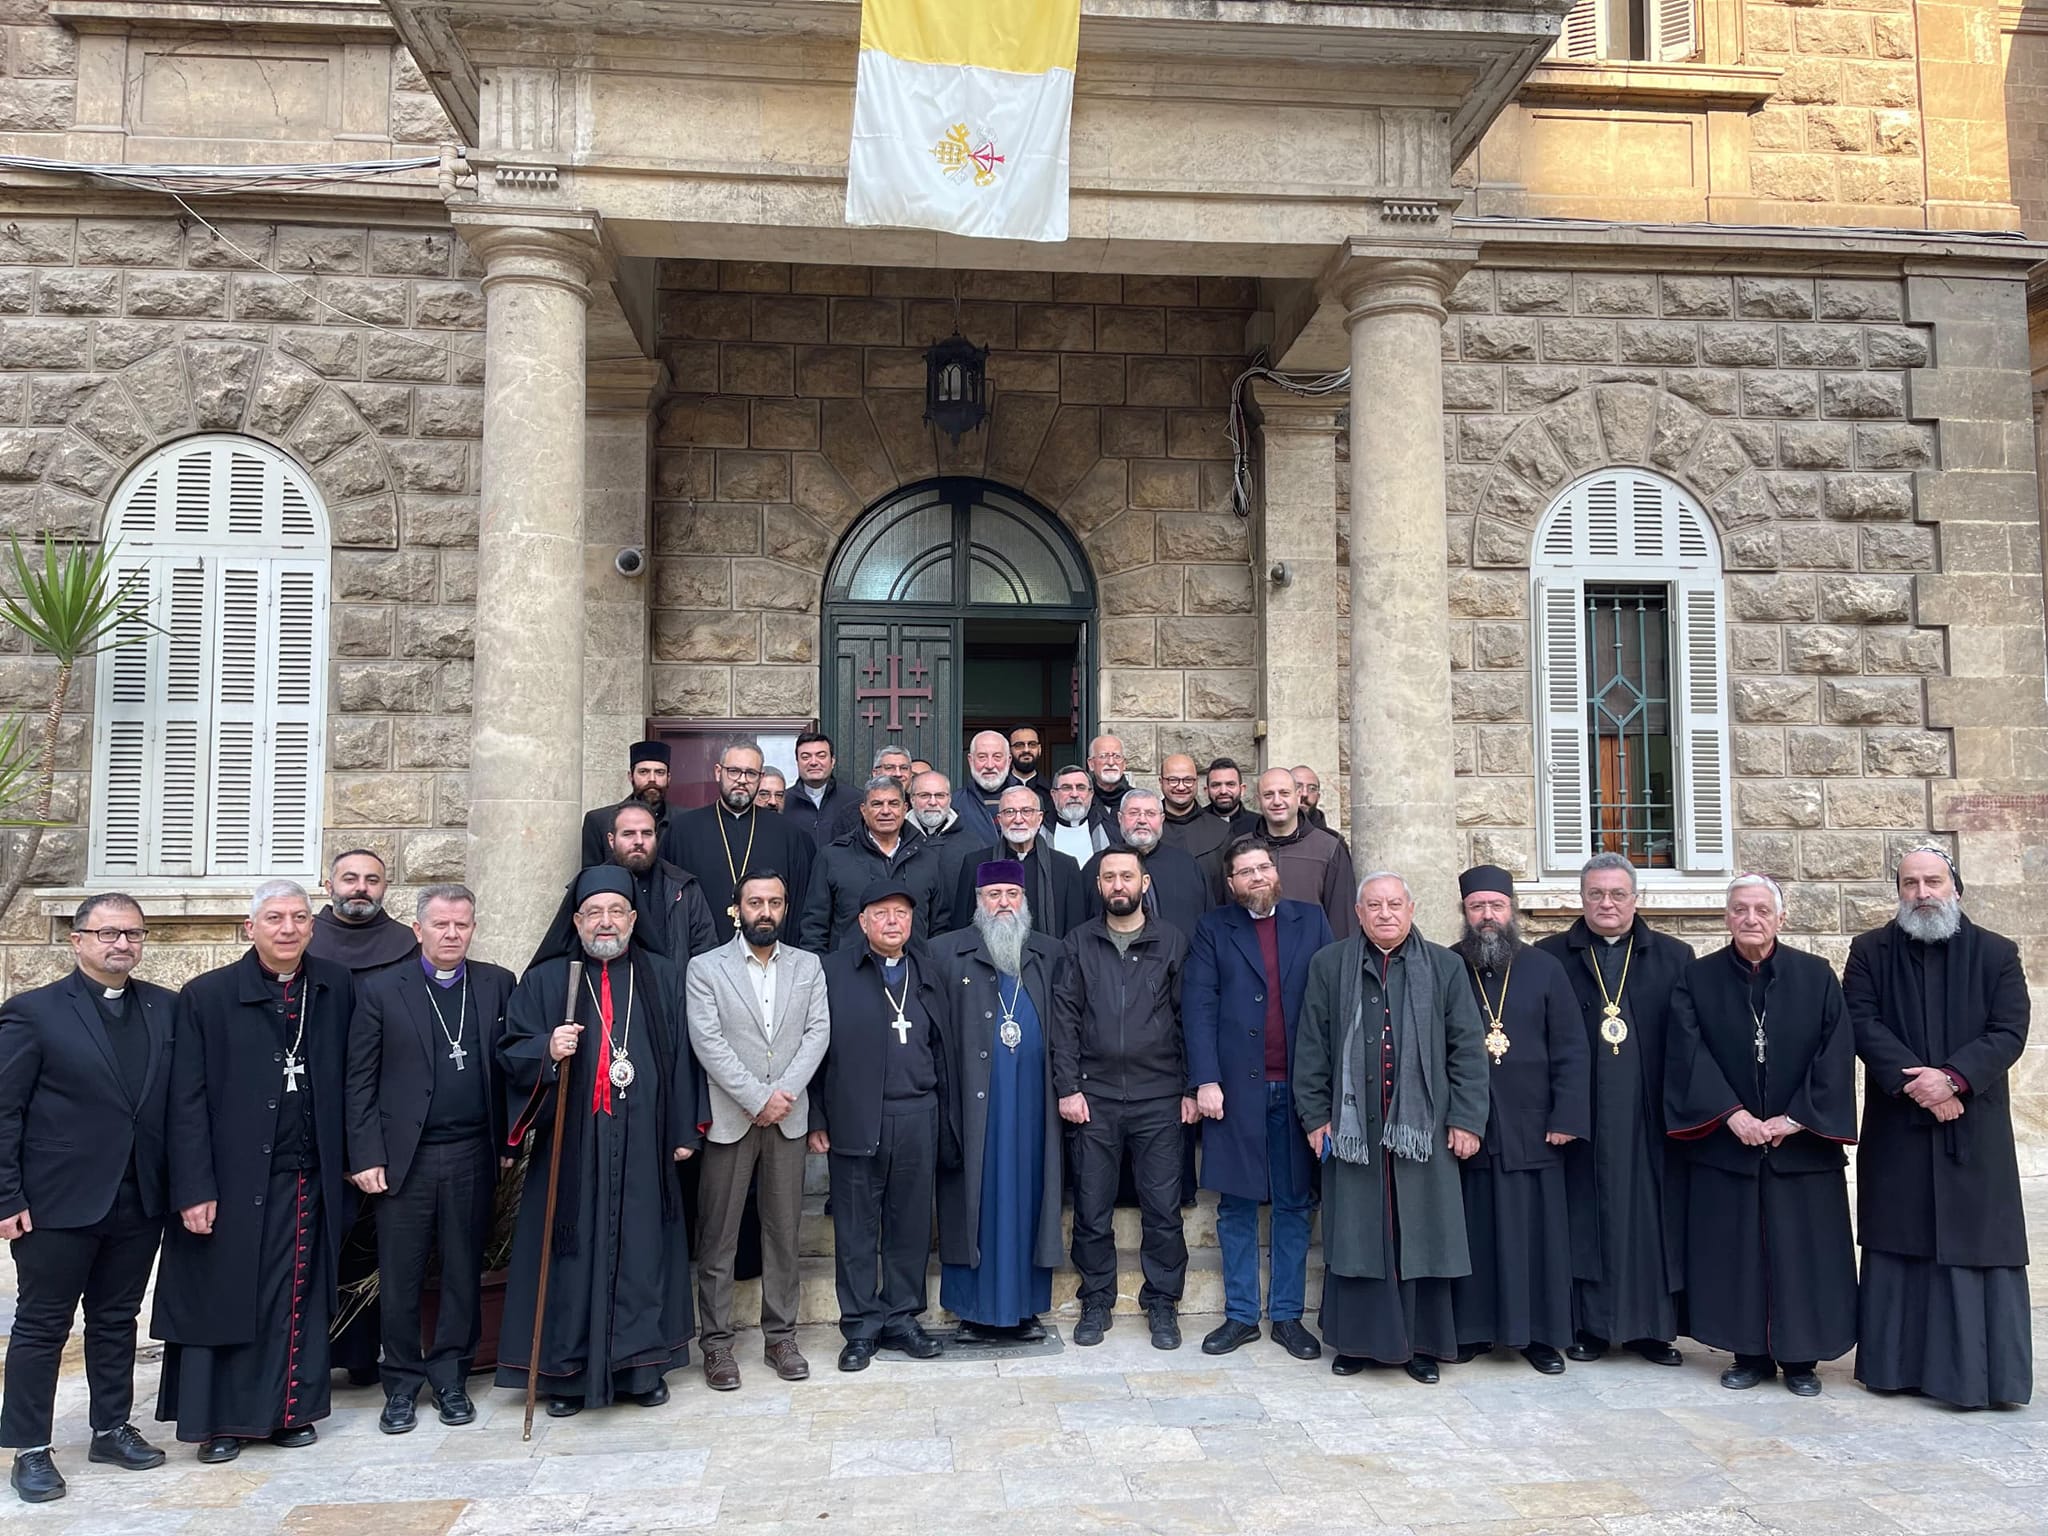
(1317, 238, 1479, 328)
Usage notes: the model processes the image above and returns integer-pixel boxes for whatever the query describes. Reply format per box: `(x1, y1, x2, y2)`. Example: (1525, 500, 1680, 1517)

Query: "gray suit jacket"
(686, 934, 831, 1143)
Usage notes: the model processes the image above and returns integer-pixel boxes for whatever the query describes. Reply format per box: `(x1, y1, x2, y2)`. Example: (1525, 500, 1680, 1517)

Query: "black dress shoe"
(1404, 1357, 1440, 1384)
(1331, 1354, 1370, 1377)
(10, 1450, 65, 1503)
(196, 1437, 242, 1464)
(1202, 1319, 1261, 1356)
(1719, 1363, 1771, 1391)
(435, 1387, 476, 1426)
(1784, 1368, 1823, 1398)
(546, 1396, 583, 1418)
(631, 1380, 670, 1408)
(378, 1396, 417, 1435)
(1628, 1339, 1684, 1368)
(1566, 1336, 1606, 1363)
(953, 1321, 1004, 1344)
(1146, 1306, 1182, 1351)
(270, 1424, 317, 1449)
(1522, 1344, 1566, 1375)
(1072, 1307, 1110, 1347)
(838, 1339, 877, 1373)
(1013, 1315, 1047, 1343)
(1452, 1344, 1490, 1364)
(879, 1324, 944, 1360)
(88, 1424, 166, 1470)
(1271, 1320, 1322, 1361)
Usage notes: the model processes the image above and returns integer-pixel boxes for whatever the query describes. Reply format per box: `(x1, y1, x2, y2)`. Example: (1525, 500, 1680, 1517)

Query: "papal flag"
(844, 0, 1079, 243)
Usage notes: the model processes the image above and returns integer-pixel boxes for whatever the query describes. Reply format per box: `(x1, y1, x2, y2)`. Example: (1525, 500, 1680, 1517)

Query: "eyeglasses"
(1161, 775, 1197, 787)
(997, 807, 1041, 819)
(721, 766, 762, 780)
(1092, 752, 1125, 764)
(78, 927, 147, 945)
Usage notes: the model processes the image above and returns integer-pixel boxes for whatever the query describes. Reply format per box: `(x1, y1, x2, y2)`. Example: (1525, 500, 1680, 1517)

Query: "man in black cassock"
(814, 879, 950, 1372)
(495, 866, 701, 1417)
(307, 848, 417, 1385)
(931, 863, 1063, 1342)
(579, 739, 674, 868)
(1847, 846, 2031, 1410)
(949, 785, 1086, 940)
(669, 738, 813, 945)
(1535, 853, 1691, 1368)
(1295, 872, 1487, 1383)
(533, 802, 719, 966)
(154, 882, 355, 1462)
(1448, 866, 1588, 1374)
(1667, 874, 1857, 1396)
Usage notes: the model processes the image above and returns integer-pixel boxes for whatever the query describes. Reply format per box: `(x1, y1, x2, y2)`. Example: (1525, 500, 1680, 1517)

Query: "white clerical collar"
(102, 985, 125, 999)
(1249, 906, 1276, 921)
(1600, 933, 1623, 946)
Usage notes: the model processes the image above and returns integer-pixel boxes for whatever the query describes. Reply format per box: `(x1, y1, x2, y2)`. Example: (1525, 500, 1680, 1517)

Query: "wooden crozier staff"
(522, 959, 583, 1441)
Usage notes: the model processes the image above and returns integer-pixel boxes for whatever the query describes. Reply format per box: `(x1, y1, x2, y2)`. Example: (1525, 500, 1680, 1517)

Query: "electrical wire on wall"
(1225, 359, 1350, 520)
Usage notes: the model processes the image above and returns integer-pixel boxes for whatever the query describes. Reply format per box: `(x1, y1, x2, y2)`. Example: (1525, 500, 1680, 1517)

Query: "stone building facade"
(0, 0, 2041, 1156)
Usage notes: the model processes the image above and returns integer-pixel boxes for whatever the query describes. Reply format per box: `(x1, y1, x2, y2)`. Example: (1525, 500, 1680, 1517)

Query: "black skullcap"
(629, 739, 671, 768)
(857, 876, 917, 912)
(1897, 844, 1963, 895)
(1458, 864, 1515, 900)
(574, 865, 635, 907)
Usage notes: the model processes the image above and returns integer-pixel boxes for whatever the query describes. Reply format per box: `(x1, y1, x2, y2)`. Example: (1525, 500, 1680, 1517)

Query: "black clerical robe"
(1667, 942, 1858, 1365)
(308, 908, 418, 976)
(1451, 940, 1589, 1353)
(669, 803, 814, 945)
(494, 948, 702, 1406)
(154, 953, 355, 1441)
(1846, 916, 2032, 1408)
(1535, 918, 1692, 1348)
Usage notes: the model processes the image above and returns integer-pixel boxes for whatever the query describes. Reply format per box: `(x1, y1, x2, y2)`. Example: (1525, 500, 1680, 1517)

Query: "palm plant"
(0, 536, 150, 923)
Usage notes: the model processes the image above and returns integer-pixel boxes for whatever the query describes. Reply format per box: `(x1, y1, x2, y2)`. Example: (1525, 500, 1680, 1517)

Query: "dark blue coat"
(1183, 899, 1334, 1202)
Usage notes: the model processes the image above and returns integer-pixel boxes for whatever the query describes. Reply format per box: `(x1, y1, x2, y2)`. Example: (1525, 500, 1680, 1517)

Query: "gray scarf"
(1334, 937, 1437, 1166)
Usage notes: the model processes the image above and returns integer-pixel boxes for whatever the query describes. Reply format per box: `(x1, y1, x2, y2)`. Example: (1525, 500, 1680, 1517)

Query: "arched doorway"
(822, 478, 1097, 778)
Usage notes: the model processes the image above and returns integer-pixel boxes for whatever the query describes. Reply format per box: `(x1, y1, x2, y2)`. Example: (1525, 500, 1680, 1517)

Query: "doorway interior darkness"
(821, 478, 1097, 781)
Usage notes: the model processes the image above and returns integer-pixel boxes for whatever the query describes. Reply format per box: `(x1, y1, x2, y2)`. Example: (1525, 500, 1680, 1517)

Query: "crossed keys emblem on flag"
(930, 123, 1006, 187)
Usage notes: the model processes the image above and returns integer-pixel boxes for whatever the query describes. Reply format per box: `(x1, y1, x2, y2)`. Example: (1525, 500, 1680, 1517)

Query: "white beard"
(1056, 804, 1090, 826)
(971, 769, 1009, 792)
(582, 934, 628, 960)
(910, 807, 950, 834)
(1896, 897, 1961, 944)
(973, 903, 1033, 976)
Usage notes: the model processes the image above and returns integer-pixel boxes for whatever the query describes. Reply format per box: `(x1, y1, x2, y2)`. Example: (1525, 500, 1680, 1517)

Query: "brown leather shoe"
(702, 1347, 741, 1392)
(764, 1339, 810, 1382)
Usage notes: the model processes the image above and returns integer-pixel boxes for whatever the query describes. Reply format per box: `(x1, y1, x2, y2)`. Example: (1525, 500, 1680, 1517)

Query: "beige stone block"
(1784, 625, 1861, 673)
(1734, 678, 1818, 722)
(1186, 565, 1253, 615)
(1827, 780, 1925, 828)
(1732, 726, 1786, 777)
(1786, 728, 1860, 776)
(331, 772, 432, 826)
(652, 664, 731, 717)
(1103, 618, 1156, 667)
(1102, 566, 1181, 616)
(659, 394, 747, 448)
(762, 612, 817, 664)
(1474, 725, 1531, 776)
(819, 397, 897, 502)
(1158, 617, 1254, 668)
(1732, 624, 1782, 673)
(1061, 457, 1128, 538)
(1455, 779, 1533, 826)
(1801, 831, 1885, 880)
(867, 390, 937, 481)
(1061, 355, 1126, 406)
(1446, 572, 1524, 619)
(392, 718, 471, 770)
(654, 609, 759, 664)
(1864, 728, 1950, 776)
(1154, 511, 1243, 563)
(1824, 679, 1921, 723)
(763, 507, 831, 570)
(986, 393, 1058, 483)
(1185, 669, 1255, 721)
(658, 501, 761, 557)
(1736, 779, 1825, 828)
(331, 717, 391, 770)
(1085, 509, 1155, 575)
(1107, 669, 1182, 720)
(1097, 307, 1164, 353)
(733, 558, 816, 613)
(733, 665, 816, 716)
(1450, 675, 1526, 722)
(1103, 408, 1165, 459)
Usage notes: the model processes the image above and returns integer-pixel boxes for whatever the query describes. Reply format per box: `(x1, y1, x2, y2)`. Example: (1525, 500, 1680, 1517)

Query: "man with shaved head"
(1253, 768, 1354, 939)
(1159, 752, 1229, 897)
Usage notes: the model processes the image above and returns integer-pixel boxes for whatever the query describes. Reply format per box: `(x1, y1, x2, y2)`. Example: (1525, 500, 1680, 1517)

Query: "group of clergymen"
(0, 725, 2031, 1505)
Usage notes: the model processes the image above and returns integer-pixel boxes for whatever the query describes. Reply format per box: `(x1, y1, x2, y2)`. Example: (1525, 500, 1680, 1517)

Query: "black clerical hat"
(629, 739, 671, 768)
(857, 876, 917, 912)
(574, 865, 635, 907)
(1458, 864, 1515, 900)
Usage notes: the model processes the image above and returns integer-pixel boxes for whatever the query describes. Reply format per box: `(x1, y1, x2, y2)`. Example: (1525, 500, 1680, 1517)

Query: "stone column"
(583, 356, 664, 817)
(459, 222, 599, 967)
(1322, 241, 1475, 932)
(1251, 384, 1344, 825)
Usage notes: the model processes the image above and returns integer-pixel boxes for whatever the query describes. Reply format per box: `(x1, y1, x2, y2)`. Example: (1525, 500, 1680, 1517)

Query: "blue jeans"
(1216, 1080, 1314, 1325)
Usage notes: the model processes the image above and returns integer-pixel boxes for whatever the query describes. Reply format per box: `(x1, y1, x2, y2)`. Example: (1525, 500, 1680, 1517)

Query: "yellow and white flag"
(845, 0, 1079, 243)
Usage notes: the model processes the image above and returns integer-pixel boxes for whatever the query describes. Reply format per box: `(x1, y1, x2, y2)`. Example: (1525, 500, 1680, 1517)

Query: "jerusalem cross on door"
(832, 621, 955, 778)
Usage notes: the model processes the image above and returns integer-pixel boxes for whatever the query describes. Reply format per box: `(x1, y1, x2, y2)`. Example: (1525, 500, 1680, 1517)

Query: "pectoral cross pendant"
(283, 1055, 306, 1093)
(449, 1040, 468, 1071)
(891, 1013, 912, 1045)
(727, 904, 740, 924)
(1753, 1020, 1767, 1065)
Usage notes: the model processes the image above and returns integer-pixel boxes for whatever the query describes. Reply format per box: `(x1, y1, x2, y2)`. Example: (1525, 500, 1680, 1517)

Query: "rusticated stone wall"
(0, 214, 483, 994)
(647, 260, 1263, 785)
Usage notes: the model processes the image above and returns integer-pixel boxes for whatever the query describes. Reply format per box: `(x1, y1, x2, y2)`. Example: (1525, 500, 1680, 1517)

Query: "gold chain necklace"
(715, 806, 758, 925)
(1471, 956, 1514, 1064)
(1585, 937, 1634, 1055)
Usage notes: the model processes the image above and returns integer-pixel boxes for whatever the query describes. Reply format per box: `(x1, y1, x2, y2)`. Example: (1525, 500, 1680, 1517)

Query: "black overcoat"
(1462, 939, 1591, 1171)
(814, 943, 952, 1159)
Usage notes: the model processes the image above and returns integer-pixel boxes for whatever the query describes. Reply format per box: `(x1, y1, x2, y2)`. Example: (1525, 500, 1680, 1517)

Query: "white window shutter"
(1652, 0, 1698, 61)
(1535, 577, 1593, 872)
(265, 563, 325, 874)
(1674, 576, 1731, 871)
(205, 562, 265, 875)
(1553, 0, 1605, 60)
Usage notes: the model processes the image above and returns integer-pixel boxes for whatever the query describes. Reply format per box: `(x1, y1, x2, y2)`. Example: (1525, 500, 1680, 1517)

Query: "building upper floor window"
(1532, 468, 1729, 879)
(90, 435, 330, 883)
(1554, 0, 1698, 62)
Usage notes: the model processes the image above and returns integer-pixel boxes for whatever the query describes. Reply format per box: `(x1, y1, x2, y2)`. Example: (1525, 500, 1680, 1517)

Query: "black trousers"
(376, 1136, 497, 1400)
(1, 1179, 162, 1448)
(1071, 1095, 1187, 1311)
(829, 1102, 937, 1342)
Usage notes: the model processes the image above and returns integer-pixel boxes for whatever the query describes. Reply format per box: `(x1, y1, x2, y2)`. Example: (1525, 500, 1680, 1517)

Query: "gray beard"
(971, 769, 1008, 792)
(910, 807, 949, 833)
(1056, 804, 1090, 826)
(1123, 829, 1159, 853)
(1004, 830, 1038, 852)
(337, 895, 382, 922)
(973, 903, 1033, 976)
(1459, 918, 1519, 972)
(1896, 897, 1962, 944)
(582, 934, 628, 960)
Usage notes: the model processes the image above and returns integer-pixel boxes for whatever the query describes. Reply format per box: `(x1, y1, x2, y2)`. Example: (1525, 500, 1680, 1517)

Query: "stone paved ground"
(0, 1181, 2041, 1536)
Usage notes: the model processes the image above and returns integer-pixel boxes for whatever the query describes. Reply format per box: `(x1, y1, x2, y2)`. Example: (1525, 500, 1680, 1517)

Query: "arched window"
(90, 435, 330, 881)
(1531, 467, 1729, 878)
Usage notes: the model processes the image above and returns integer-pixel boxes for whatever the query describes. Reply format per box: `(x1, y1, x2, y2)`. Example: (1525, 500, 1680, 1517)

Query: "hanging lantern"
(923, 330, 989, 444)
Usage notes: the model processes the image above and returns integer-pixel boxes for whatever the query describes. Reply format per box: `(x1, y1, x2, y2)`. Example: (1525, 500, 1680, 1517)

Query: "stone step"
(720, 1243, 1327, 1329)
(792, 1189, 1319, 1258)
